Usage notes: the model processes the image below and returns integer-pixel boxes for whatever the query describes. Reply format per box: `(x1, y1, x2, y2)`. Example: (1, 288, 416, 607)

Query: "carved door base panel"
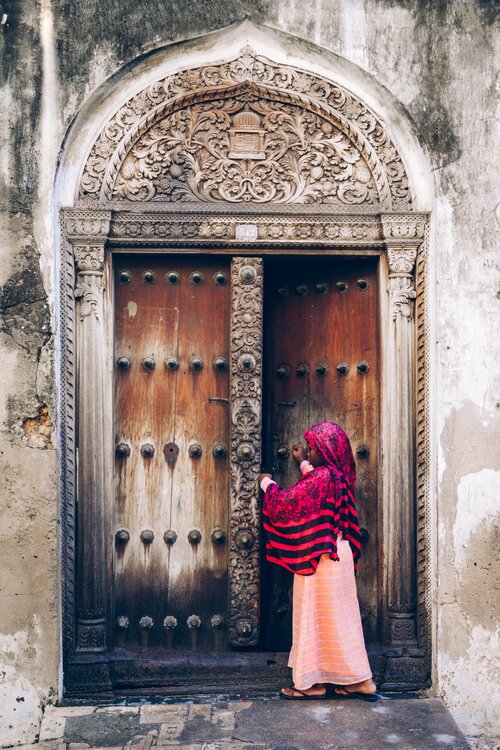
(63, 647, 428, 696)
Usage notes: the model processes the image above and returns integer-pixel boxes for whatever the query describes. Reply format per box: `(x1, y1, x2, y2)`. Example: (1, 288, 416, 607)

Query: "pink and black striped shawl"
(262, 422, 362, 575)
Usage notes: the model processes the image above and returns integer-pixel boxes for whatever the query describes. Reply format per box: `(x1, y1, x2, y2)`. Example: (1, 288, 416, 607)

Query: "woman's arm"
(261, 471, 322, 524)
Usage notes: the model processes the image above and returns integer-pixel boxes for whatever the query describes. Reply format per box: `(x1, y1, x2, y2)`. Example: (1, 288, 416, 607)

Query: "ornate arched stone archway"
(60, 44, 431, 695)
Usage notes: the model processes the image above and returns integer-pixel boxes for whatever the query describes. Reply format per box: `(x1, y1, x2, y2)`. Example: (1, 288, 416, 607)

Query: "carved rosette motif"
(79, 49, 412, 210)
(107, 212, 385, 245)
(229, 257, 263, 646)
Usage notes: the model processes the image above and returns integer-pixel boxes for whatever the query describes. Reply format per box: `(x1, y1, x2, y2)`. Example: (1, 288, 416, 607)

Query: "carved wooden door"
(113, 255, 233, 651)
(262, 256, 380, 650)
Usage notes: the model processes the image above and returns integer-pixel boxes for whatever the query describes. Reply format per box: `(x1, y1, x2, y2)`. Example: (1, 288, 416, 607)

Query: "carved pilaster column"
(68, 212, 111, 654)
(228, 257, 263, 647)
(381, 215, 425, 653)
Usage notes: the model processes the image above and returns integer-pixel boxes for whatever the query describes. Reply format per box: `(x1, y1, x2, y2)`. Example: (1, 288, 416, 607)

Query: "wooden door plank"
(166, 258, 230, 651)
(114, 257, 179, 647)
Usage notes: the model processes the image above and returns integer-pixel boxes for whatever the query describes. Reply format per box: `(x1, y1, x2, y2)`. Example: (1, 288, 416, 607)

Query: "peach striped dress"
(288, 540, 372, 690)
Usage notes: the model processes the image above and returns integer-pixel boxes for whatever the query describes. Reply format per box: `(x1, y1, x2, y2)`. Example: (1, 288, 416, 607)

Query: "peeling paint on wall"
(439, 624, 500, 737)
(453, 469, 500, 576)
(0, 628, 45, 746)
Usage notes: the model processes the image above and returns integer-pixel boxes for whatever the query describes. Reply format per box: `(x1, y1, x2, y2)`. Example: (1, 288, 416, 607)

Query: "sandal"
(280, 687, 327, 701)
(332, 685, 380, 702)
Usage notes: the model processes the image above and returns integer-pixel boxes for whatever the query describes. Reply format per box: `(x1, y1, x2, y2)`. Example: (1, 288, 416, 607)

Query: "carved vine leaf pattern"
(229, 257, 263, 646)
(74, 284, 100, 321)
(79, 48, 412, 209)
(112, 100, 379, 205)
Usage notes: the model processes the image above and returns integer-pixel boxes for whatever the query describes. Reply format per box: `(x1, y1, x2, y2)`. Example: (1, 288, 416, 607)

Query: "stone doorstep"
(38, 717, 66, 742)
(32, 698, 479, 750)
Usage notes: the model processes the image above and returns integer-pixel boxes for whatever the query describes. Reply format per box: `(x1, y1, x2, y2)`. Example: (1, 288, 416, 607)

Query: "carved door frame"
(58, 47, 432, 695)
(60, 206, 430, 694)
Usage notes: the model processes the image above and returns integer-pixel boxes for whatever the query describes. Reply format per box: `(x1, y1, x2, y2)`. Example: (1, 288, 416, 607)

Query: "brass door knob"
(213, 357, 227, 372)
(163, 530, 177, 545)
(165, 357, 179, 370)
(188, 529, 202, 545)
(116, 356, 131, 370)
(213, 272, 227, 286)
(115, 443, 131, 458)
(190, 272, 204, 286)
(277, 445, 290, 459)
(190, 357, 203, 371)
(237, 530, 255, 549)
(188, 443, 202, 458)
(142, 357, 156, 372)
(276, 364, 290, 378)
(140, 529, 154, 544)
(237, 443, 254, 460)
(212, 444, 227, 458)
(115, 529, 130, 545)
(211, 528, 226, 545)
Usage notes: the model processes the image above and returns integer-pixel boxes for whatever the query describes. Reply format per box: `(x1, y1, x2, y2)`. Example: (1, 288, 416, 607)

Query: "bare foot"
(280, 683, 326, 698)
(334, 678, 377, 696)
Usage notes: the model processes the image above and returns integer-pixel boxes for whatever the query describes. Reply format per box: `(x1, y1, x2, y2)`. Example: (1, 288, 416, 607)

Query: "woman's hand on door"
(292, 444, 307, 464)
(258, 472, 273, 484)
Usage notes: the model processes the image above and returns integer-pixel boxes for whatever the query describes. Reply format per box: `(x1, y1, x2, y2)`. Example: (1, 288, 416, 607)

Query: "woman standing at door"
(259, 421, 378, 701)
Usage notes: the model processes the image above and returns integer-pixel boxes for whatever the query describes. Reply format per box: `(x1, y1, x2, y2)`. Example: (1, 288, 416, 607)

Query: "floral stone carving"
(80, 49, 412, 210)
(112, 98, 380, 205)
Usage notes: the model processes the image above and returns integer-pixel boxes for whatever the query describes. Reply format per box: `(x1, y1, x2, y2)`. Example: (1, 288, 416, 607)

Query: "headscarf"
(262, 421, 362, 575)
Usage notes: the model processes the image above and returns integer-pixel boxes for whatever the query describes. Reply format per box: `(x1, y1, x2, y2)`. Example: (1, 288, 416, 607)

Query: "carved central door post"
(68, 212, 111, 657)
(381, 215, 426, 687)
(229, 258, 263, 646)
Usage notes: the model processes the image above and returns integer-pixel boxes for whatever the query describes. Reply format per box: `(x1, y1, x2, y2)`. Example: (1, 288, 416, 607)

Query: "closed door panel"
(113, 256, 230, 651)
(263, 256, 379, 649)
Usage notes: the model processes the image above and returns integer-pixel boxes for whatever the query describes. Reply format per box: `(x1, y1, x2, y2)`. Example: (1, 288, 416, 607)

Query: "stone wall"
(0, 0, 498, 742)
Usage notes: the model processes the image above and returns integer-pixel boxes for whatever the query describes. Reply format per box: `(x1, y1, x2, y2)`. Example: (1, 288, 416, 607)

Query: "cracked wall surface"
(0, 0, 499, 743)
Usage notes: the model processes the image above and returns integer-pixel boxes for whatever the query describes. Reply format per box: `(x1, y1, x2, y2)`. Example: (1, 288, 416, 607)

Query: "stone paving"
(9, 698, 499, 750)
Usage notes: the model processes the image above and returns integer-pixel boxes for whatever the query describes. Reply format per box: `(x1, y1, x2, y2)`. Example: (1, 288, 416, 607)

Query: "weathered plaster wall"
(0, 0, 498, 742)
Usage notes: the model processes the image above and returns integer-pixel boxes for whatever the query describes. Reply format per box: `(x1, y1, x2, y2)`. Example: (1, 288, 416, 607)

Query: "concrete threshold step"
(32, 694, 475, 750)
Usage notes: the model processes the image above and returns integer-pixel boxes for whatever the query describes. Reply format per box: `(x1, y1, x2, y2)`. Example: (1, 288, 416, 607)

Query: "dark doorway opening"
(261, 255, 380, 652)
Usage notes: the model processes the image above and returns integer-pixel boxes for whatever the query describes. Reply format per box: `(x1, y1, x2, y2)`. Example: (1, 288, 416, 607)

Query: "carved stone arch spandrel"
(79, 49, 413, 211)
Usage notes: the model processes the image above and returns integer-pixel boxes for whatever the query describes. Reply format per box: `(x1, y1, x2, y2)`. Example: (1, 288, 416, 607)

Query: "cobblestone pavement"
(10, 697, 498, 750)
